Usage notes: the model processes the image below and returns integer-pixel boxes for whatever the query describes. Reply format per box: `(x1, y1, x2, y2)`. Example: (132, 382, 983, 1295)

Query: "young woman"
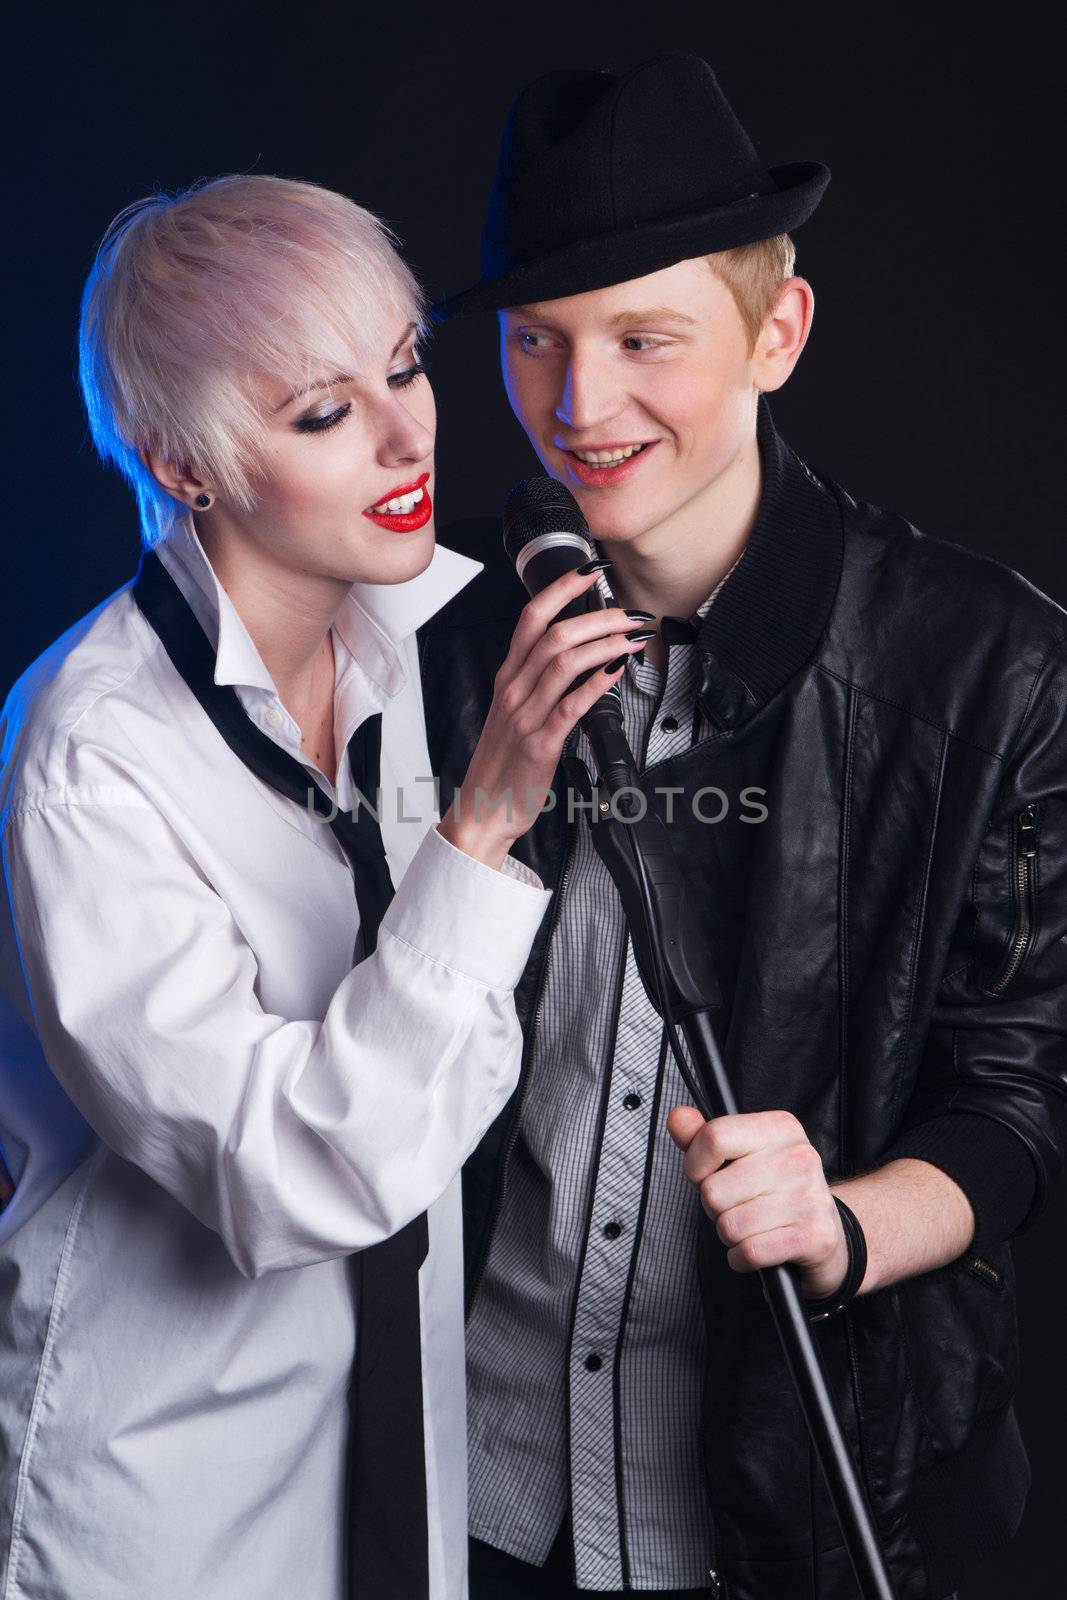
(0, 175, 646, 1600)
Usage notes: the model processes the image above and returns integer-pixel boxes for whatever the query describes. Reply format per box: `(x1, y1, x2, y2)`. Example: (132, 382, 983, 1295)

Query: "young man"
(418, 56, 1067, 1600)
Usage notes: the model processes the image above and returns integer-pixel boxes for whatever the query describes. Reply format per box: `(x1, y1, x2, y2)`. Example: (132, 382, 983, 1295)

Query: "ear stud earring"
(194, 493, 213, 509)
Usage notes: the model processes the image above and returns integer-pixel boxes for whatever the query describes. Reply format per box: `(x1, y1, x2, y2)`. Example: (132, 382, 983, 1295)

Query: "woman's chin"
(363, 521, 437, 583)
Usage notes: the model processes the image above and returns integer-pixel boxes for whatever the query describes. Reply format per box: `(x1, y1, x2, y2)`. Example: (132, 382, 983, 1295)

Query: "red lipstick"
(362, 471, 432, 532)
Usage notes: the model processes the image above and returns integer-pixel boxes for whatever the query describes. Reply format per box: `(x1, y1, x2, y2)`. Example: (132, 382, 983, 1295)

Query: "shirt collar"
(154, 514, 483, 699)
(655, 551, 746, 653)
(695, 554, 744, 618)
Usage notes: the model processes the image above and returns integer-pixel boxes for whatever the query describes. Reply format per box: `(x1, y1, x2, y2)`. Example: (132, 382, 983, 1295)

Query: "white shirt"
(0, 516, 552, 1600)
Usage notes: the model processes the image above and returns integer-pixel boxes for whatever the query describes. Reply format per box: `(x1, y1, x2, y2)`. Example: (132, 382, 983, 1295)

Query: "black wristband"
(805, 1196, 868, 1323)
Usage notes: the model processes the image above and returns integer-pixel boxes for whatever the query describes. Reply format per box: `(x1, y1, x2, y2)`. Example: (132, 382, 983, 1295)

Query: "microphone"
(503, 477, 639, 793)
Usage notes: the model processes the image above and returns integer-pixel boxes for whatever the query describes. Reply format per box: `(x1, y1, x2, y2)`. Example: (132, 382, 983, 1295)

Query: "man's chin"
(573, 499, 666, 548)
(533, 458, 670, 545)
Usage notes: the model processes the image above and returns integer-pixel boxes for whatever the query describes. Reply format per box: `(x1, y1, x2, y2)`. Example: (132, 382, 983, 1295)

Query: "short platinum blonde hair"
(78, 174, 424, 546)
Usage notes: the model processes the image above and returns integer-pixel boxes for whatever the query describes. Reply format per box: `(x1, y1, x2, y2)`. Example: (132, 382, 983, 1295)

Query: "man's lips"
(559, 441, 659, 488)
(362, 471, 432, 531)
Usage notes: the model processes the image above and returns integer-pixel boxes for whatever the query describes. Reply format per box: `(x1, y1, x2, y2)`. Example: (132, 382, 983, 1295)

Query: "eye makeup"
(387, 362, 426, 390)
(293, 403, 351, 435)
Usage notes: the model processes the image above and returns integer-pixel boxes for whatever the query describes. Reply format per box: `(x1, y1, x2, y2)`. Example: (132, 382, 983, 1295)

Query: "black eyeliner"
(293, 403, 350, 434)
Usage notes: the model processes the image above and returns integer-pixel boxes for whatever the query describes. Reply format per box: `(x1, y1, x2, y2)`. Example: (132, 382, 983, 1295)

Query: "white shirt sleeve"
(3, 793, 551, 1277)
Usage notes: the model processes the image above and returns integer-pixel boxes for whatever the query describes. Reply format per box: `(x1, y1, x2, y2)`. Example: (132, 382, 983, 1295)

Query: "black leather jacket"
(416, 404, 1067, 1599)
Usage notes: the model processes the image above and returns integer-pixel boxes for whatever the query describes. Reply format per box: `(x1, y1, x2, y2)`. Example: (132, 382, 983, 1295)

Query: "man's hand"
(667, 1107, 852, 1300)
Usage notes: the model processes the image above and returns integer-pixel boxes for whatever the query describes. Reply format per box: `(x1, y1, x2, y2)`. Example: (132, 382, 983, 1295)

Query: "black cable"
(612, 794, 716, 1117)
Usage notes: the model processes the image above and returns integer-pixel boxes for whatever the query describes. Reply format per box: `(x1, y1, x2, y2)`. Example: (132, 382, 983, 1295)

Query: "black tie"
(132, 548, 430, 1600)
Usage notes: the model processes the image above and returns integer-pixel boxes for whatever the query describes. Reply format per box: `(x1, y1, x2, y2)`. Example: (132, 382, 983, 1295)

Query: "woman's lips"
(362, 472, 432, 532)
(562, 441, 659, 489)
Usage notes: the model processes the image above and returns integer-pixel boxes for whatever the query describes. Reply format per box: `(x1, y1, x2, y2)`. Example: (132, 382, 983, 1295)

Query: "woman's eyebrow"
(272, 325, 417, 414)
(274, 373, 352, 414)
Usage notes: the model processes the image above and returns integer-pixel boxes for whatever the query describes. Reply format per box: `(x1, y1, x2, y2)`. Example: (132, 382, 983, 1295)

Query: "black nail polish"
(625, 628, 657, 643)
(603, 653, 628, 673)
(624, 609, 655, 620)
(578, 558, 613, 575)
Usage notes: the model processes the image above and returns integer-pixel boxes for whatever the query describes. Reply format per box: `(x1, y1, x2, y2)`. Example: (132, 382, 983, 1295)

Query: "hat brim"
(431, 161, 829, 322)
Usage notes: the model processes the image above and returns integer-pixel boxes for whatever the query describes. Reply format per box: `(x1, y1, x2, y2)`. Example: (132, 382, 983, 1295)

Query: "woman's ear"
(139, 445, 213, 508)
(753, 277, 814, 394)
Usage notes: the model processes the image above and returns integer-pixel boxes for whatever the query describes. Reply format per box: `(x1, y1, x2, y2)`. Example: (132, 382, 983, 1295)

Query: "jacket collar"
(685, 397, 845, 732)
(154, 514, 483, 700)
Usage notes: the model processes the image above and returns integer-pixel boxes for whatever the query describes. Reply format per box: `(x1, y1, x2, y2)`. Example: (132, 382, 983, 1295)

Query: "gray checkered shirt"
(467, 567, 739, 1592)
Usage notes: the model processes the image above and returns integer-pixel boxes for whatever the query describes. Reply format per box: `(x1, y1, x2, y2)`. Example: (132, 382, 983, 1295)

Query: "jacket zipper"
(842, 1305, 874, 1497)
(967, 1255, 1004, 1289)
(987, 802, 1039, 993)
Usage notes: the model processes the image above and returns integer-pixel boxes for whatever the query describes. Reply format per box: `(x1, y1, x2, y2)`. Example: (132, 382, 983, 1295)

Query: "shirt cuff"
(379, 821, 553, 992)
(882, 1112, 1039, 1253)
(499, 852, 546, 891)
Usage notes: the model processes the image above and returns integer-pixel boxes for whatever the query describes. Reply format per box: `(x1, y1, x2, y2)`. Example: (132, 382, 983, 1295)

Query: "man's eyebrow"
(506, 305, 699, 329)
(273, 323, 418, 414)
(606, 306, 699, 328)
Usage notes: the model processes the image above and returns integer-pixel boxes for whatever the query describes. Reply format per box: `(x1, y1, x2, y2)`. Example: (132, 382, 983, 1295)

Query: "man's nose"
(555, 354, 618, 432)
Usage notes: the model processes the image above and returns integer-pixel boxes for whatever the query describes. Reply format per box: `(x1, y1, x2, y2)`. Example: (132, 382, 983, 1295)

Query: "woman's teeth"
(371, 485, 425, 515)
(572, 443, 648, 467)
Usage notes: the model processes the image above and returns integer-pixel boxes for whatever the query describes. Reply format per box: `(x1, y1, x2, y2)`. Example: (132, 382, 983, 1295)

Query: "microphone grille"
(502, 477, 590, 563)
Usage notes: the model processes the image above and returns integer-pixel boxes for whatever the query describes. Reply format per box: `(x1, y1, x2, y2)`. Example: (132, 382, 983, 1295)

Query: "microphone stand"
(565, 712, 897, 1600)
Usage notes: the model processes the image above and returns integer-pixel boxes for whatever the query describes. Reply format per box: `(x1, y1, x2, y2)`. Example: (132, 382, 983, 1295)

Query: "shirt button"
(661, 714, 679, 732)
(622, 1092, 642, 1111)
(583, 1353, 603, 1372)
(265, 707, 283, 730)
(603, 1221, 622, 1240)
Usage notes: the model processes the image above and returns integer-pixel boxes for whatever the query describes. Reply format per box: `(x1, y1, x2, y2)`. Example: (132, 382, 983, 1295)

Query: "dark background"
(7, 3, 1062, 1594)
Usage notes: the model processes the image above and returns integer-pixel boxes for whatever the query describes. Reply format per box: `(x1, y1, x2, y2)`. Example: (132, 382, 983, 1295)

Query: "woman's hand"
(436, 566, 648, 869)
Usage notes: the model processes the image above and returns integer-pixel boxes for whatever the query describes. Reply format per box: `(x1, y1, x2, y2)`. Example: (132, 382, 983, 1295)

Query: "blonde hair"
(707, 233, 797, 351)
(78, 174, 424, 547)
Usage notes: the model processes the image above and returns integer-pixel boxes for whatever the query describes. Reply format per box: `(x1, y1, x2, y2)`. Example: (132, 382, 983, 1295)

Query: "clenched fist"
(667, 1107, 854, 1301)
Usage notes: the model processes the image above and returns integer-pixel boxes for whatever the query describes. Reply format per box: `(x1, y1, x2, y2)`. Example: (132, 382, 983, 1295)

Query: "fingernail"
(625, 628, 656, 643)
(578, 558, 613, 575)
(603, 653, 628, 673)
(625, 609, 655, 620)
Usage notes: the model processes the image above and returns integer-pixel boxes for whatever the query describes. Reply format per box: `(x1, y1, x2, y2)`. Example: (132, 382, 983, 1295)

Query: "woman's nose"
(377, 394, 434, 465)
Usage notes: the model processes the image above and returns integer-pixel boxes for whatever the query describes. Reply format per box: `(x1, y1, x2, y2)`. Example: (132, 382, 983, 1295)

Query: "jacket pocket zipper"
(986, 802, 1039, 994)
(966, 1255, 1004, 1289)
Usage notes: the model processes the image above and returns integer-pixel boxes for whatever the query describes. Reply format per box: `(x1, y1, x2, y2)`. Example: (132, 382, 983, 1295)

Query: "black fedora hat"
(432, 54, 829, 321)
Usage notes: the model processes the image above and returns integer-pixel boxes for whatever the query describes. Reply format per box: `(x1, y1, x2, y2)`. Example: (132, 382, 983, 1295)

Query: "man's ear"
(753, 277, 814, 394)
(139, 445, 213, 507)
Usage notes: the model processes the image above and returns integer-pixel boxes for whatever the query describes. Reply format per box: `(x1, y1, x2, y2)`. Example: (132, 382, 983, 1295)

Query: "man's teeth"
(573, 443, 648, 467)
(371, 485, 425, 514)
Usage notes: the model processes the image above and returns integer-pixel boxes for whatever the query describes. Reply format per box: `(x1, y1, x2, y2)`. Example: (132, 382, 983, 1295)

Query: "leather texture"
(416, 407, 1067, 1599)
